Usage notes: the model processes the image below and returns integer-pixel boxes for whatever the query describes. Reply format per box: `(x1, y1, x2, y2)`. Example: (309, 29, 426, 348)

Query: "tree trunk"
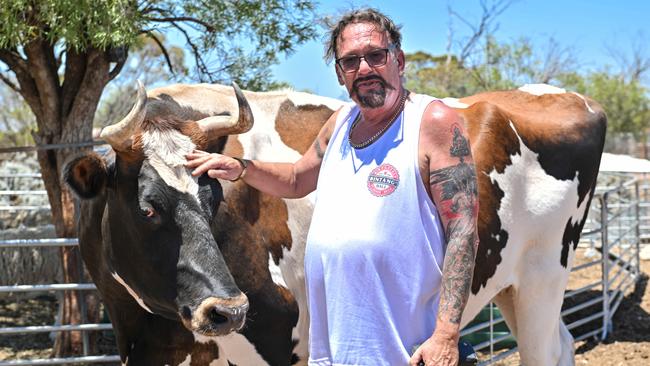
(25, 46, 112, 357)
(34, 144, 91, 356)
(1, 31, 125, 355)
(33, 111, 99, 357)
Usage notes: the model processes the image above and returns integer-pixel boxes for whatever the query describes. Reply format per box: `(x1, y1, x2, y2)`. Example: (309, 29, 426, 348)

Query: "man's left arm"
(410, 102, 479, 366)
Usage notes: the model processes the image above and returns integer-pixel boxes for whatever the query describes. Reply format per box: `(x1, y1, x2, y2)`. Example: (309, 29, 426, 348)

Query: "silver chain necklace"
(348, 90, 408, 149)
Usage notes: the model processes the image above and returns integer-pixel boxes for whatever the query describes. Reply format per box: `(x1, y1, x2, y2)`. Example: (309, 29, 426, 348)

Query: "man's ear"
(396, 49, 405, 75)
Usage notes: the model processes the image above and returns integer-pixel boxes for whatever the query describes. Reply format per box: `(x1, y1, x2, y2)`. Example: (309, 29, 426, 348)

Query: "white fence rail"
(0, 161, 644, 365)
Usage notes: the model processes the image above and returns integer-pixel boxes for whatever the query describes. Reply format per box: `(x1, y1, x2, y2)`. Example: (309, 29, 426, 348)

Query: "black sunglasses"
(336, 45, 396, 73)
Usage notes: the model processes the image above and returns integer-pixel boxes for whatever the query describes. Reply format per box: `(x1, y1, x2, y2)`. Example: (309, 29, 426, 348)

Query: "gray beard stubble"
(351, 76, 395, 108)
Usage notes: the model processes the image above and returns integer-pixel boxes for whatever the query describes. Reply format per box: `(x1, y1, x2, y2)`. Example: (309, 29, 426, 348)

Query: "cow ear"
(63, 152, 109, 199)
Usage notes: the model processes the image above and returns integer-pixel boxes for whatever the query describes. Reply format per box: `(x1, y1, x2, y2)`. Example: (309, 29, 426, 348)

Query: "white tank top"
(305, 93, 446, 366)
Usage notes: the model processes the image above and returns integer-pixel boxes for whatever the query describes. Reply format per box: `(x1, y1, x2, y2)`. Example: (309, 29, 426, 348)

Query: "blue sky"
(271, 0, 650, 99)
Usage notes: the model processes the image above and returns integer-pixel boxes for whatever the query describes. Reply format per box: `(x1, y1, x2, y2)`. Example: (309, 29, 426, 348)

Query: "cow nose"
(186, 293, 249, 336)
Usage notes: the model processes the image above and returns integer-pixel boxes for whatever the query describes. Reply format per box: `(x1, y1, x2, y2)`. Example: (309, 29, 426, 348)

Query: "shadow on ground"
(569, 271, 650, 354)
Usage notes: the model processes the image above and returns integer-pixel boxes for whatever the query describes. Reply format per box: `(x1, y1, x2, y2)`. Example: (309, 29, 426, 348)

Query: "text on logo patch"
(367, 163, 400, 197)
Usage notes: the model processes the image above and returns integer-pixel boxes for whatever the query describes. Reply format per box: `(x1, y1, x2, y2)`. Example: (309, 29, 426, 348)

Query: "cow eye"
(141, 206, 156, 218)
(138, 201, 163, 227)
(139, 203, 158, 219)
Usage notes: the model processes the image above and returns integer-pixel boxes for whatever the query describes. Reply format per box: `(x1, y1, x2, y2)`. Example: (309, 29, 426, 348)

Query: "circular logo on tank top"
(367, 163, 400, 197)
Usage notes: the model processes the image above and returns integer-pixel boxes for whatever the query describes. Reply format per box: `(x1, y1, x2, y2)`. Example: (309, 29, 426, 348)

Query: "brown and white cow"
(450, 83, 606, 365)
(64, 82, 341, 366)
(64, 82, 605, 366)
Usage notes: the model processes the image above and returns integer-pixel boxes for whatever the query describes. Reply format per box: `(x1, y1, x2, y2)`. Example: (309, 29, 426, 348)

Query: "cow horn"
(100, 80, 147, 152)
(196, 82, 254, 139)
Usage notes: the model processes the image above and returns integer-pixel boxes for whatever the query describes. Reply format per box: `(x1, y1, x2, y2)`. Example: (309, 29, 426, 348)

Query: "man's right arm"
(185, 109, 339, 199)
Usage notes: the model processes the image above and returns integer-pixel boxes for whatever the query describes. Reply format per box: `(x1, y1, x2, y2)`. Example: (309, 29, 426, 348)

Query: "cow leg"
(558, 318, 575, 365)
(492, 286, 518, 338)
(511, 278, 574, 366)
(494, 287, 572, 364)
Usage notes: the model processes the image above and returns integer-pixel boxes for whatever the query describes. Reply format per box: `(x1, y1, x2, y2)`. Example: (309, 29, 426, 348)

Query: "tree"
(469, 36, 578, 91)
(405, 0, 521, 97)
(605, 32, 650, 84)
(94, 33, 188, 128)
(405, 36, 577, 98)
(0, 0, 317, 356)
(404, 51, 477, 97)
(560, 70, 650, 155)
(404, 0, 580, 98)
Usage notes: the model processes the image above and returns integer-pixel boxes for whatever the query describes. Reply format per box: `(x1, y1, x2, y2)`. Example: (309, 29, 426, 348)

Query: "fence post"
(635, 180, 641, 277)
(600, 193, 610, 341)
(489, 302, 494, 358)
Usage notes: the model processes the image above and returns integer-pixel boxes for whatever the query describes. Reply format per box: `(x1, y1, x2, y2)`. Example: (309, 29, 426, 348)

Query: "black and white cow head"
(63, 82, 254, 337)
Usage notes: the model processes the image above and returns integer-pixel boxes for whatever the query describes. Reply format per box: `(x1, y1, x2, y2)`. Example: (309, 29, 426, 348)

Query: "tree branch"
(0, 72, 20, 92)
(0, 49, 29, 74)
(61, 49, 86, 117)
(0, 49, 42, 119)
(141, 6, 173, 16)
(145, 31, 175, 75)
(145, 16, 216, 32)
(107, 46, 129, 81)
(23, 39, 62, 129)
(64, 47, 110, 141)
(108, 59, 127, 82)
(450, 0, 517, 63)
(445, 4, 454, 67)
(449, 9, 477, 33)
(170, 21, 213, 79)
(605, 32, 650, 82)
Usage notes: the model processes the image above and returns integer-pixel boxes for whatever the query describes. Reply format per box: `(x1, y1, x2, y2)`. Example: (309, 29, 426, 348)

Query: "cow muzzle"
(181, 293, 249, 336)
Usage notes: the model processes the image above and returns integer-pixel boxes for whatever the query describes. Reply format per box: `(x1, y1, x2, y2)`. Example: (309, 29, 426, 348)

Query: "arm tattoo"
(430, 126, 478, 325)
(314, 139, 325, 159)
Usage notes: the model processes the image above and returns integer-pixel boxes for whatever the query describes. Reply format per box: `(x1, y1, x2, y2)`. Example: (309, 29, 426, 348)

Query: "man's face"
(335, 22, 404, 108)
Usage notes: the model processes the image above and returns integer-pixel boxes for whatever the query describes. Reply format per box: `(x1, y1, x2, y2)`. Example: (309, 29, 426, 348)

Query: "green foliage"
(0, 0, 141, 50)
(94, 33, 188, 127)
(562, 71, 650, 139)
(404, 52, 478, 98)
(405, 36, 650, 144)
(405, 33, 650, 147)
(405, 36, 575, 98)
(163, 0, 317, 90)
(0, 0, 317, 90)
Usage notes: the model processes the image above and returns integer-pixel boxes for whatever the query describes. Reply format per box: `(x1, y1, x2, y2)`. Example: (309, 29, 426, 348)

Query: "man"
(186, 8, 478, 366)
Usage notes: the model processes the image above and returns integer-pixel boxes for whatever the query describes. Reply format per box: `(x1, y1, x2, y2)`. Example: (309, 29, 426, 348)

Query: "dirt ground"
(1, 250, 649, 365)
(483, 249, 650, 365)
(0, 296, 57, 361)
(0, 296, 117, 363)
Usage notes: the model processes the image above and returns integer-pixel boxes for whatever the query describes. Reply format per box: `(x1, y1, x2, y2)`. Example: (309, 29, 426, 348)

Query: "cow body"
(65, 83, 604, 366)
(66, 84, 341, 365)
(451, 84, 606, 365)
(228, 84, 605, 366)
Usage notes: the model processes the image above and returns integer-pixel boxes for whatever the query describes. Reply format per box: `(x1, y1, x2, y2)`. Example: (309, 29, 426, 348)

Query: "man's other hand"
(409, 332, 459, 366)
